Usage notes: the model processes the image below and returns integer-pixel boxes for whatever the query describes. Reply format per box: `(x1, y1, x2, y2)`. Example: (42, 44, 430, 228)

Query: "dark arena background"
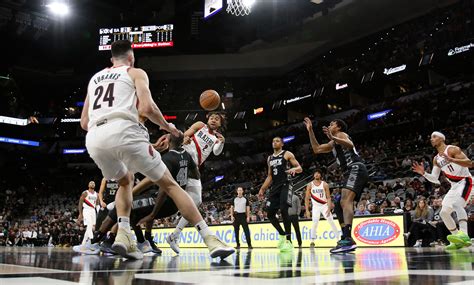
(0, 0, 473, 284)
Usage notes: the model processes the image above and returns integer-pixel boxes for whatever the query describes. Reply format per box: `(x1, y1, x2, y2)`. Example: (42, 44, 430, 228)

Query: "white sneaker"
(137, 240, 153, 253)
(72, 243, 100, 255)
(112, 228, 144, 260)
(413, 240, 422, 248)
(203, 235, 235, 259)
(166, 234, 180, 255)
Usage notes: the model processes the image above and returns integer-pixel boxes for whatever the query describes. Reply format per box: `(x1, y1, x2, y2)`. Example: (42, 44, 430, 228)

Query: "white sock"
(173, 217, 189, 237)
(459, 220, 468, 234)
(195, 220, 212, 238)
(311, 221, 319, 240)
(118, 216, 131, 232)
(453, 203, 468, 233)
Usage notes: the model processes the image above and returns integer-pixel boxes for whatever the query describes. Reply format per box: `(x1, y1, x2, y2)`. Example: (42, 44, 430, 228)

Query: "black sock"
(134, 228, 146, 243)
(145, 231, 152, 241)
(286, 234, 292, 241)
(105, 233, 115, 244)
(342, 224, 352, 239)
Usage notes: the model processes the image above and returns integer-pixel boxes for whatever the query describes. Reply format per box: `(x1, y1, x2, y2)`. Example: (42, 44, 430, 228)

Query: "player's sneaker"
(203, 235, 235, 259)
(166, 233, 180, 255)
(137, 240, 153, 253)
(280, 240, 293, 252)
(310, 241, 315, 248)
(330, 237, 357, 254)
(146, 237, 162, 254)
(445, 242, 463, 250)
(447, 231, 472, 248)
(112, 229, 143, 260)
(72, 242, 100, 255)
(100, 239, 116, 255)
(277, 235, 286, 249)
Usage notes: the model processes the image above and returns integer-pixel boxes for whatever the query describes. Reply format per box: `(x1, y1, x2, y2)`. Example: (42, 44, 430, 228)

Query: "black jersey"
(268, 150, 290, 191)
(162, 147, 198, 189)
(331, 136, 362, 171)
(103, 180, 119, 204)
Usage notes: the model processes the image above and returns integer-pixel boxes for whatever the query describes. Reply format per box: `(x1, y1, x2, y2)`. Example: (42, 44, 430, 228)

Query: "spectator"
(404, 199, 414, 212)
(367, 203, 378, 215)
(406, 198, 435, 247)
(355, 203, 370, 216)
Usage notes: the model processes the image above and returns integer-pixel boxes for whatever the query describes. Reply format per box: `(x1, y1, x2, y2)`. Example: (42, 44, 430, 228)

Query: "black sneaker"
(100, 235, 117, 255)
(146, 237, 162, 254)
(236, 244, 241, 249)
(330, 237, 357, 254)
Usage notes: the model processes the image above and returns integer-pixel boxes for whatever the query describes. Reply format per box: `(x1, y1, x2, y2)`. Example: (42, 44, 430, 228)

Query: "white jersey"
(83, 190, 98, 210)
(87, 65, 138, 129)
(310, 181, 328, 205)
(435, 145, 472, 183)
(183, 124, 220, 165)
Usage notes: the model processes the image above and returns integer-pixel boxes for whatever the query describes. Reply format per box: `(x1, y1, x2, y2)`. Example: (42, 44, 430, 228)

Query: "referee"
(231, 187, 253, 249)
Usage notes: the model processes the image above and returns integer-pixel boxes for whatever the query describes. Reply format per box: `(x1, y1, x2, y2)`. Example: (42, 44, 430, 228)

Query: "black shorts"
(108, 198, 178, 225)
(266, 183, 290, 211)
(342, 162, 369, 201)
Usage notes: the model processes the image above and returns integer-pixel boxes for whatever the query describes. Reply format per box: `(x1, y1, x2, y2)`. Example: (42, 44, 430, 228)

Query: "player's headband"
(431, 131, 445, 141)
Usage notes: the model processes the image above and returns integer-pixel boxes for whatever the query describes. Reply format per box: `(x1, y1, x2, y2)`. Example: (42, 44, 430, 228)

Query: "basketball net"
(226, 0, 252, 16)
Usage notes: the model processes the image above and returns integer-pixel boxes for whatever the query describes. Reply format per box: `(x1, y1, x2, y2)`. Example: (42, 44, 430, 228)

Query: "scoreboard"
(99, 24, 174, 51)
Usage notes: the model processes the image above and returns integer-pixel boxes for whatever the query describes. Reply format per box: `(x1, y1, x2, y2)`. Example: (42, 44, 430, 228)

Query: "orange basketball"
(199, 89, 221, 111)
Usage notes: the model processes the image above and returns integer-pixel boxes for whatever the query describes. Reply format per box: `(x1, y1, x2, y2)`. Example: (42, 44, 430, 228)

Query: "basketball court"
(0, 247, 473, 284)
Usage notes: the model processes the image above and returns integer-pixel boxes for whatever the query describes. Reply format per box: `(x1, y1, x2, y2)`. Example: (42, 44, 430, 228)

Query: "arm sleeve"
(423, 165, 441, 184)
(213, 142, 224, 156)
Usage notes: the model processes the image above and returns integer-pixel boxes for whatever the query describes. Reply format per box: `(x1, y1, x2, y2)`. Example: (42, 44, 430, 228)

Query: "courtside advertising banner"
(151, 214, 405, 248)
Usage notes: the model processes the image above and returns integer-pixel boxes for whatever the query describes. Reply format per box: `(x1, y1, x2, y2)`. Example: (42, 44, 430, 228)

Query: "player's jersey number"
(93, 83, 115, 110)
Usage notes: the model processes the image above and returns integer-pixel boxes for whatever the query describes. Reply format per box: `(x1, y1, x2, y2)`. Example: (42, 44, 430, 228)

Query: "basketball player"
(80, 40, 233, 260)
(258, 137, 302, 252)
(412, 131, 472, 250)
(77, 181, 99, 246)
(96, 178, 118, 229)
(304, 170, 340, 247)
(166, 112, 226, 254)
(304, 117, 368, 253)
(87, 132, 198, 254)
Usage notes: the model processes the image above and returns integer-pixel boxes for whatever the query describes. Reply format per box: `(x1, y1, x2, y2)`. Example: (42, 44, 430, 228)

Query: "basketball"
(199, 89, 221, 111)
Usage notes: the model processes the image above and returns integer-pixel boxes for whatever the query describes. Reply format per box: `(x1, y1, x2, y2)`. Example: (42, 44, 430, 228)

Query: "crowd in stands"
(0, 194, 82, 247)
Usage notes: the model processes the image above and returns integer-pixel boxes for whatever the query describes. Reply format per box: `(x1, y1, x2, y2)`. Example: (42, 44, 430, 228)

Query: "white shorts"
(442, 177, 473, 208)
(86, 119, 167, 182)
(185, 178, 202, 206)
(83, 209, 96, 226)
(312, 202, 331, 220)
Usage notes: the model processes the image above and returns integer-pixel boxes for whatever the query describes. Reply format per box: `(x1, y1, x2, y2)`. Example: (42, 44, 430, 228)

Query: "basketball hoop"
(226, 0, 254, 16)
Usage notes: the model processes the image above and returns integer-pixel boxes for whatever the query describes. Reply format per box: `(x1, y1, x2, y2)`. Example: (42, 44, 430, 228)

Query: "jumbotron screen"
(98, 24, 174, 51)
